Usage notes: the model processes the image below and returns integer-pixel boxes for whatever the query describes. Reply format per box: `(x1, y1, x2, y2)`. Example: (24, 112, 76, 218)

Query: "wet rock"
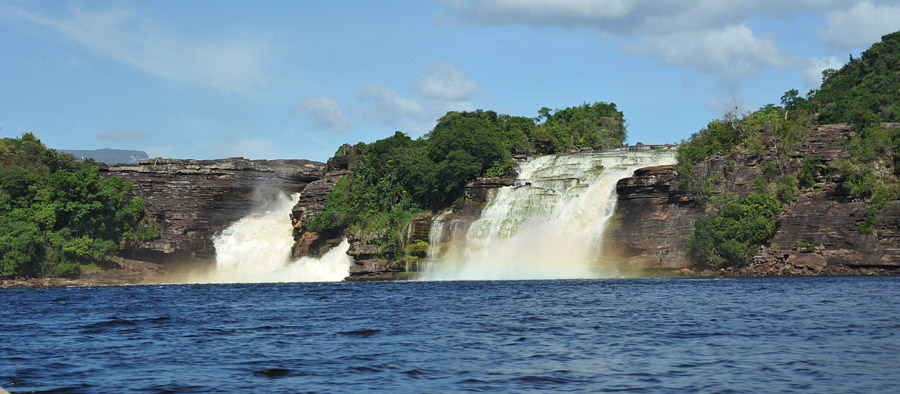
(606, 165, 700, 270)
(99, 158, 326, 264)
(290, 169, 349, 258)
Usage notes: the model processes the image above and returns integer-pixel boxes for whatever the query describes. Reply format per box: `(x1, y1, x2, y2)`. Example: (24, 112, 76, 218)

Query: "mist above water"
(424, 150, 676, 280)
(207, 192, 351, 283)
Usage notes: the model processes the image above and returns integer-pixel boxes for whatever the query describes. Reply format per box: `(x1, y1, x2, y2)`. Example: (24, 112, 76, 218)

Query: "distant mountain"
(59, 148, 149, 164)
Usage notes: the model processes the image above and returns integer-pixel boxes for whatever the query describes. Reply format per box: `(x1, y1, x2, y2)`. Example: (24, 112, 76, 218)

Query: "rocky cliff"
(288, 125, 899, 279)
(610, 123, 900, 275)
(604, 165, 699, 272)
(290, 154, 351, 260)
(100, 157, 326, 264)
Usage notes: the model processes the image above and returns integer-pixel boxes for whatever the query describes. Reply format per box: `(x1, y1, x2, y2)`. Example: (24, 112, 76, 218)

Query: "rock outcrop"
(604, 165, 700, 271)
(283, 124, 899, 280)
(610, 123, 900, 275)
(290, 153, 352, 259)
(100, 157, 326, 264)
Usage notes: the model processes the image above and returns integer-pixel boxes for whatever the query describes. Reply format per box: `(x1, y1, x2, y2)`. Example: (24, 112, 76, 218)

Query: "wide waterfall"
(208, 192, 352, 283)
(424, 149, 676, 280)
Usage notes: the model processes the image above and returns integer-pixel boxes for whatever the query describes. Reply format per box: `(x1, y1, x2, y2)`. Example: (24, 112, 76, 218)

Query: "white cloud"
(297, 96, 351, 134)
(0, 4, 270, 94)
(355, 81, 429, 126)
(96, 130, 150, 141)
(352, 63, 484, 135)
(440, 0, 849, 35)
(442, 0, 634, 27)
(439, 0, 861, 87)
(415, 62, 480, 101)
(623, 24, 800, 84)
(820, 1, 900, 50)
(802, 56, 845, 89)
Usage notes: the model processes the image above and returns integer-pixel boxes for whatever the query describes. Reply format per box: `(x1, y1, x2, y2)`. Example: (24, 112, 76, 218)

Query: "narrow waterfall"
(209, 192, 352, 283)
(425, 149, 676, 280)
(428, 210, 453, 260)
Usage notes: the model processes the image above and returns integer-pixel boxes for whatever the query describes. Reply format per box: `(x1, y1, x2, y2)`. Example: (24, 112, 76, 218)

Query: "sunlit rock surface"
(612, 123, 900, 275)
(99, 157, 326, 264)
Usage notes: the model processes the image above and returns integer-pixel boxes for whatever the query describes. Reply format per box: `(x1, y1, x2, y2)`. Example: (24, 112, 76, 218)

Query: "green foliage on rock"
(309, 102, 628, 250)
(798, 155, 822, 188)
(833, 124, 900, 195)
(807, 31, 900, 126)
(688, 192, 783, 268)
(0, 133, 157, 278)
(679, 29, 900, 252)
(860, 184, 900, 234)
(307, 132, 424, 245)
(776, 175, 800, 204)
(675, 104, 811, 194)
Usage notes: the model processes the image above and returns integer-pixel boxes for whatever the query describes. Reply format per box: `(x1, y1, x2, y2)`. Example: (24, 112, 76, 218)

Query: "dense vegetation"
(0, 134, 158, 278)
(688, 193, 782, 267)
(805, 30, 900, 126)
(308, 103, 627, 252)
(680, 30, 900, 267)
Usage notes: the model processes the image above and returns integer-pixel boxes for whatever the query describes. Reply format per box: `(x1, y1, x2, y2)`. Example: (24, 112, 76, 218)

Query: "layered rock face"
(286, 124, 898, 279)
(290, 154, 351, 259)
(100, 158, 326, 264)
(611, 123, 900, 275)
(605, 165, 699, 271)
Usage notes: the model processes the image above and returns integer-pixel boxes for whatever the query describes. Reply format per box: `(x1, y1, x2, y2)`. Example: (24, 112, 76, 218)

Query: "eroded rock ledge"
(610, 123, 900, 275)
(100, 157, 327, 264)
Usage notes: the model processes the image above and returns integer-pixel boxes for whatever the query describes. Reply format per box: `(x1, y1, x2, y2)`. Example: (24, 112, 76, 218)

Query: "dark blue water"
(2, 277, 899, 393)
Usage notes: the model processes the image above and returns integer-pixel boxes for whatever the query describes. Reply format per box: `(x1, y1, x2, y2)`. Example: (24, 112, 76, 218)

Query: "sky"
(1, 1, 899, 162)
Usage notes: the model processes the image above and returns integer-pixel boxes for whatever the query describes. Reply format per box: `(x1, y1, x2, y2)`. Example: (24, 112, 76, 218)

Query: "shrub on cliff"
(0, 133, 157, 278)
(307, 132, 424, 245)
(688, 192, 782, 268)
(675, 104, 811, 197)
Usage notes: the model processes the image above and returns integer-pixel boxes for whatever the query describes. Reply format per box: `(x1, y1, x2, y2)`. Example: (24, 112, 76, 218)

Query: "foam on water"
(425, 150, 676, 280)
(209, 192, 351, 283)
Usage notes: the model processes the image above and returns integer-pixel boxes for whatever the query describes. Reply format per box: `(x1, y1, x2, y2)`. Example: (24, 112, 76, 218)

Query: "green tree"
(0, 133, 157, 278)
(807, 30, 900, 125)
(688, 192, 782, 267)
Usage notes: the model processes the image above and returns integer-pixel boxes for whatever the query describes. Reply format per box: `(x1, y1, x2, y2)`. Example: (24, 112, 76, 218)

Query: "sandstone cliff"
(605, 165, 699, 271)
(100, 157, 326, 264)
(285, 124, 899, 280)
(610, 123, 900, 275)
(289, 153, 352, 260)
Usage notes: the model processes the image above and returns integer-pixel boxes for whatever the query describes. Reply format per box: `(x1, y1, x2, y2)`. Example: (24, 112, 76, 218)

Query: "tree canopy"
(307, 102, 628, 249)
(0, 133, 158, 278)
(807, 30, 900, 126)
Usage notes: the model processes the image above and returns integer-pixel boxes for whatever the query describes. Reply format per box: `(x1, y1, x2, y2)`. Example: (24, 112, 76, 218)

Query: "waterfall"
(209, 192, 352, 283)
(428, 210, 453, 260)
(425, 149, 675, 280)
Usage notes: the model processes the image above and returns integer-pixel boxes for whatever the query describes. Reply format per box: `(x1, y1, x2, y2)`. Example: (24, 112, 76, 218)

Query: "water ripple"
(1, 277, 898, 392)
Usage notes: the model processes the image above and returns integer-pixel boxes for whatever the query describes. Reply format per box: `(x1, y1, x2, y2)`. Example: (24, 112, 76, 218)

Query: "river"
(2, 277, 898, 393)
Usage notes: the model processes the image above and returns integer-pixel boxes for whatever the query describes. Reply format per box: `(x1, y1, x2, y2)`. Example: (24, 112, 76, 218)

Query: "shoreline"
(2, 264, 897, 289)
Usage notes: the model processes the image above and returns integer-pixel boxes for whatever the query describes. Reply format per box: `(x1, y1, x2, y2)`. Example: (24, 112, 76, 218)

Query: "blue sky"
(1, 1, 898, 162)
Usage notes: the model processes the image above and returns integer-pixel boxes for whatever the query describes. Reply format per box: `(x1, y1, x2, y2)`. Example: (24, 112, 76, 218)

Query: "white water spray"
(424, 150, 676, 280)
(210, 192, 352, 283)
